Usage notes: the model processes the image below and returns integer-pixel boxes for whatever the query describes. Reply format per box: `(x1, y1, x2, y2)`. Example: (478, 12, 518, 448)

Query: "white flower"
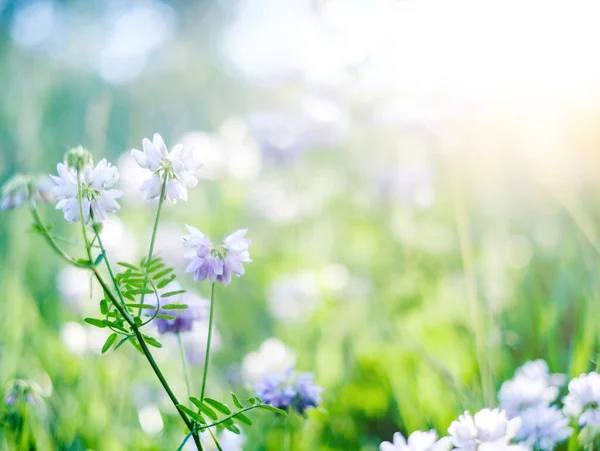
(132, 133, 202, 202)
(515, 360, 567, 387)
(499, 376, 559, 417)
(563, 372, 600, 425)
(379, 430, 452, 451)
(242, 338, 296, 384)
(516, 405, 572, 450)
(448, 409, 521, 450)
(1, 174, 53, 210)
(51, 159, 122, 223)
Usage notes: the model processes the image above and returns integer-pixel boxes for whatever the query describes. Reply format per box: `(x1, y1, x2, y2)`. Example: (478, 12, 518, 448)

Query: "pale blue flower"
(516, 405, 571, 450)
(254, 368, 323, 414)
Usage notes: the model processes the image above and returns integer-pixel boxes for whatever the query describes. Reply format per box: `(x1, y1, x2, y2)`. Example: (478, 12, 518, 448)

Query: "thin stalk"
(93, 223, 128, 309)
(76, 169, 91, 257)
(138, 171, 169, 316)
(178, 332, 192, 399)
(200, 283, 216, 401)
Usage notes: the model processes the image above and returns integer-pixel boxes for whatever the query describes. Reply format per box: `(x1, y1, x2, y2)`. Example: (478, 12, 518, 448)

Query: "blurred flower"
(4, 379, 44, 406)
(132, 133, 201, 202)
(183, 226, 251, 285)
(138, 404, 163, 435)
(254, 368, 323, 414)
(515, 360, 567, 387)
(117, 152, 152, 201)
(99, 217, 138, 264)
(178, 320, 221, 365)
(51, 158, 122, 223)
(1, 173, 53, 210)
(57, 267, 100, 313)
(242, 338, 296, 384)
(563, 372, 600, 427)
(515, 405, 571, 450)
(184, 429, 245, 451)
(267, 271, 319, 322)
(149, 281, 208, 335)
(499, 377, 559, 418)
(60, 321, 111, 355)
(448, 409, 521, 450)
(379, 430, 452, 451)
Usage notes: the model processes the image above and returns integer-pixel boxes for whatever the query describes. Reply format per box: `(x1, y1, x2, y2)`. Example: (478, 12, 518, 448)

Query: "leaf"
(125, 303, 156, 310)
(162, 304, 189, 310)
(134, 317, 143, 327)
(99, 299, 108, 315)
(117, 262, 138, 270)
(76, 258, 92, 267)
(142, 335, 162, 348)
(247, 397, 259, 405)
(123, 292, 135, 301)
(224, 422, 241, 434)
(161, 290, 186, 298)
(114, 335, 132, 351)
(125, 288, 155, 295)
(94, 252, 105, 266)
(258, 404, 287, 415)
(235, 412, 252, 426)
(102, 320, 128, 333)
(156, 315, 176, 320)
(153, 267, 174, 280)
(188, 398, 218, 421)
(177, 405, 206, 424)
(146, 262, 166, 273)
(204, 398, 231, 415)
(157, 275, 176, 289)
(102, 333, 118, 353)
(84, 318, 106, 328)
(124, 279, 148, 287)
(231, 393, 243, 409)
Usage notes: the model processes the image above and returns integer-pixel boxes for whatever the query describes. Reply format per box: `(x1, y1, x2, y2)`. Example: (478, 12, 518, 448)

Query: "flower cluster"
(151, 282, 209, 335)
(499, 360, 570, 450)
(51, 155, 122, 224)
(132, 133, 202, 202)
(1, 174, 53, 210)
(183, 226, 251, 285)
(379, 431, 451, 451)
(563, 372, 600, 437)
(254, 368, 323, 414)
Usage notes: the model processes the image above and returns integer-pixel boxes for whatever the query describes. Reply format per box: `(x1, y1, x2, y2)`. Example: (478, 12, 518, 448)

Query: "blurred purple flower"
(254, 368, 323, 414)
(150, 282, 208, 335)
(183, 226, 251, 285)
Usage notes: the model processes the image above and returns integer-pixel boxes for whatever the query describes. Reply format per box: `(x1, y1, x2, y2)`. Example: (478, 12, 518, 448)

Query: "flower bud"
(65, 146, 93, 172)
(92, 221, 103, 234)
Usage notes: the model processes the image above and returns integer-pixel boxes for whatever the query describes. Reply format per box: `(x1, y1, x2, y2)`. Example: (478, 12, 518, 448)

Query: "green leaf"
(134, 317, 143, 327)
(84, 318, 106, 328)
(102, 333, 118, 353)
(102, 320, 128, 333)
(235, 412, 252, 426)
(204, 398, 231, 415)
(99, 300, 108, 315)
(124, 279, 148, 287)
(247, 397, 259, 405)
(146, 262, 166, 273)
(76, 258, 93, 267)
(142, 335, 162, 348)
(114, 335, 132, 351)
(258, 404, 287, 415)
(129, 338, 145, 355)
(162, 304, 189, 310)
(189, 398, 218, 421)
(94, 252, 105, 266)
(122, 292, 135, 301)
(156, 275, 176, 289)
(224, 422, 241, 434)
(156, 315, 176, 320)
(125, 303, 156, 310)
(153, 267, 174, 280)
(117, 262, 138, 270)
(231, 393, 243, 409)
(125, 288, 155, 295)
(177, 405, 206, 424)
(161, 290, 186, 298)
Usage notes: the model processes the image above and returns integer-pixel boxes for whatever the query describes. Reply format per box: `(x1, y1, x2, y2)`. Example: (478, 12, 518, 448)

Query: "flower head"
(4, 379, 44, 407)
(379, 430, 452, 451)
(150, 282, 208, 335)
(515, 405, 571, 450)
(254, 368, 323, 414)
(448, 409, 521, 450)
(563, 372, 600, 427)
(1, 174, 53, 210)
(51, 158, 122, 223)
(132, 133, 202, 202)
(183, 225, 251, 285)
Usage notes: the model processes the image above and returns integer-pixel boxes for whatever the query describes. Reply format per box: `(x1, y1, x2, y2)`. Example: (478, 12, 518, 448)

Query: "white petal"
(131, 149, 148, 168)
(143, 138, 162, 171)
(153, 133, 168, 158)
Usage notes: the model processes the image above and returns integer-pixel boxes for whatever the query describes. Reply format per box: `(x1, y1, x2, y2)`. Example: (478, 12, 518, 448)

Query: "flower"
(150, 281, 208, 335)
(379, 431, 452, 451)
(1, 174, 53, 210)
(563, 372, 600, 427)
(448, 409, 522, 450)
(183, 226, 251, 285)
(514, 360, 567, 387)
(515, 405, 571, 450)
(242, 338, 296, 384)
(4, 379, 44, 406)
(254, 368, 323, 414)
(131, 133, 202, 202)
(51, 158, 122, 223)
(499, 376, 559, 418)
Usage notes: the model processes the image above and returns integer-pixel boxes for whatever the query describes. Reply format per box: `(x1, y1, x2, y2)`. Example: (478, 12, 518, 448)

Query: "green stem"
(76, 169, 91, 256)
(198, 404, 264, 430)
(30, 207, 90, 268)
(200, 283, 216, 401)
(178, 331, 192, 399)
(138, 171, 169, 316)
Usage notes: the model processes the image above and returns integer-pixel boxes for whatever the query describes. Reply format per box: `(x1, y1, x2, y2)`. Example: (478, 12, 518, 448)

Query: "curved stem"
(138, 171, 169, 316)
(200, 283, 216, 401)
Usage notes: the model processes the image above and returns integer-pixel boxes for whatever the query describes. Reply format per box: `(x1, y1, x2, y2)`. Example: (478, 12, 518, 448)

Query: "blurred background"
(2, 0, 600, 449)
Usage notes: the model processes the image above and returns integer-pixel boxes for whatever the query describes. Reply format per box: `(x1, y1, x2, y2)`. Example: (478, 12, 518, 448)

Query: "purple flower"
(4, 379, 44, 407)
(254, 368, 323, 414)
(183, 225, 251, 285)
(150, 282, 208, 335)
